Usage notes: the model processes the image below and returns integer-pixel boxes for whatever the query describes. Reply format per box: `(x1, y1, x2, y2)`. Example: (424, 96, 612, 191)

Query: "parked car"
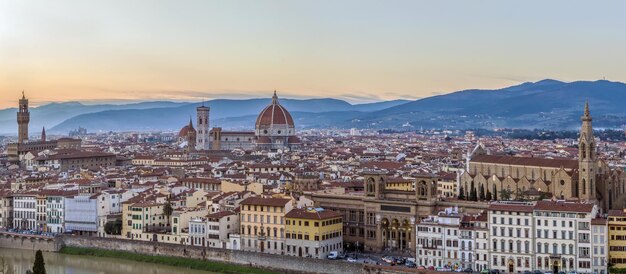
(347, 257, 357, 263)
(428, 266, 436, 270)
(405, 261, 417, 268)
(490, 270, 501, 274)
(464, 268, 474, 273)
(558, 271, 566, 274)
(480, 269, 490, 274)
(567, 271, 577, 274)
(382, 256, 394, 263)
(533, 270, 543, 274)
(327, 251, 340, 260)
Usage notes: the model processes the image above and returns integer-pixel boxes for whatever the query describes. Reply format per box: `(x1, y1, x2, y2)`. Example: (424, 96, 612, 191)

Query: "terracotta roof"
(207, 210, 236, 219)
(472, 155, 578, 169)
(591, 218, 607, 225)
(240, 196, 291, 207)
(488, 203, 534, 213)
(255, 93, 294, 128)
(285, 208, 341, 220)
(534, 200, 594, 213)
(608, 209, 626, 217)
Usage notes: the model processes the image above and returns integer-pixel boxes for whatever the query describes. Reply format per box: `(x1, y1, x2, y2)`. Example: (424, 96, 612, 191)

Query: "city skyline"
(2, 0, 626, 108)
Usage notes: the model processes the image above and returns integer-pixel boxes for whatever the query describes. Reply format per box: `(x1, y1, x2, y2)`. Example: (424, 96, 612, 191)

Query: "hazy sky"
(1, 0, 625, 108)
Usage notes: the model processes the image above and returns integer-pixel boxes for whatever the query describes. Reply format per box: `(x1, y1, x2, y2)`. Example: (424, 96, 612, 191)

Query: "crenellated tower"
(578, 100, 597, 202)
(17, 91, 30, 143)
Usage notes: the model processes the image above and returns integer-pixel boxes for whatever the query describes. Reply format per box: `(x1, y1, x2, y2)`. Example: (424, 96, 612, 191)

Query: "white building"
(416, 207, 461, 270)
(471, 214, 490, 272)
(45, 191, 77, 233)
(13, 193, 37, 231)
(206, 210, 239, 249)
(96, 190, 123, 237)
(591, 218, 608, 274)
(488, 202, 535, 273)
(188, 217, 207, 247)
(459, 218, 476, 270)
(533, 201, 598, 273)
(65, 194, 98, 235)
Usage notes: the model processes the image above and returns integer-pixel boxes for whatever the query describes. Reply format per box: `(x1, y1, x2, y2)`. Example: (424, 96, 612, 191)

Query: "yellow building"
(385, 177, 414, 191)
(129, 202, 167, 241)
(285, 208, 343, 259)
(609, 209, 626, 268)
(239, 196, 293, 255)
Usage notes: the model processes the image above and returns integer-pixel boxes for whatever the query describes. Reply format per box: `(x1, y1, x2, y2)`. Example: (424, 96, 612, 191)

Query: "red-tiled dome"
(179, 118, 196, 138)
(255, 91, 294, 128)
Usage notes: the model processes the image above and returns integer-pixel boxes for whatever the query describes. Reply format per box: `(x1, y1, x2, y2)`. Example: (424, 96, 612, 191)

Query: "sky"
(1, 0, 626, 108)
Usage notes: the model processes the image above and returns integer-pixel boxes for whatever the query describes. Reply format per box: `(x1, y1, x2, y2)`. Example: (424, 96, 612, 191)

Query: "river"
(0, 248, 216, 274)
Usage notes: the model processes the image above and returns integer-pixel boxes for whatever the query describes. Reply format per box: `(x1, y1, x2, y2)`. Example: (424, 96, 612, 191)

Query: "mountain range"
(1, 79, 626, 135)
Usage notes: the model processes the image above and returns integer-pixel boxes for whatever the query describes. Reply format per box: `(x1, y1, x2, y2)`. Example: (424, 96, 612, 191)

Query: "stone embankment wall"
(61, 236, 362, 274)
(0, 232, 61, 252)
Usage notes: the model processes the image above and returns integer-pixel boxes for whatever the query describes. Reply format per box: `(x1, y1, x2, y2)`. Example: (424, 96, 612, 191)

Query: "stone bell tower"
(578, 100, 597, 202)
(17, 91, 30, 144)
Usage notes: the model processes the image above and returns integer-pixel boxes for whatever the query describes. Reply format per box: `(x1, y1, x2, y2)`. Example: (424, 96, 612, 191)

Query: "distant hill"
(46, 98, 408, 133)
(3, 79, 626, 134)
(0, 101, 188, 134)
(352, 79, 626, 130)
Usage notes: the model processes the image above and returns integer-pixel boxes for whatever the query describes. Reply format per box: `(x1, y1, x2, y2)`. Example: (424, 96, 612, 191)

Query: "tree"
(458, 186, 465, 200)
(163, 200, 173, 226)
(104, 219, 123, 235)
(479, 184, 485, 201)
(486, 189, 492, 201)
(32, 250, 46, 274)
(500, 189, 512, 201)
(493, 184, 498, 201)
(469, 181, 478, 201)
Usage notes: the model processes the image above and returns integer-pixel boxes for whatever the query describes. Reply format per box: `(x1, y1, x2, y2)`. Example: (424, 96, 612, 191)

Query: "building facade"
(239, 196, 292, 255)
(285, 208, 343, 259)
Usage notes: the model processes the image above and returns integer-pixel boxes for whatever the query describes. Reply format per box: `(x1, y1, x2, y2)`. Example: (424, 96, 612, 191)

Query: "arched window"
(581, 143, 586, 159)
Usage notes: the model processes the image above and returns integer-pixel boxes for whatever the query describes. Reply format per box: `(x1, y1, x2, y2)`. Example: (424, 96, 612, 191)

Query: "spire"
(272, 90, 278, 104)
(189, 116, 193, 128)
(584, 99, 590, 117)
(41, 127, 46, 142)
(22, 90, 25, 99)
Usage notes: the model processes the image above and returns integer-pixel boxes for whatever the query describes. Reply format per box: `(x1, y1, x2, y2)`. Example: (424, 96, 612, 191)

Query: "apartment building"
(239, 196, 292, 255)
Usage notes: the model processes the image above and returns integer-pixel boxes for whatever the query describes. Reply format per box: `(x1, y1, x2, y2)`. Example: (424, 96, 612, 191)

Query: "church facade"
(460, 102, 626, 210)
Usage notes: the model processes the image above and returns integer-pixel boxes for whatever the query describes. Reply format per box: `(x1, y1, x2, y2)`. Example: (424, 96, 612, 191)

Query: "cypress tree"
(470, 181, 478, 201)
(32, 250, 46, 274)
(493, 184, 498, 200)
(486, 189, 492, 201)
(479, 184, 485, 201)
(458, 186, 465, 200)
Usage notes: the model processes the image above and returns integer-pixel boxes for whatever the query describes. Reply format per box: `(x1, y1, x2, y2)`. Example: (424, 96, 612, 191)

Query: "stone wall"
(0, 233, 61, 252)
(61, 236, 362, 274)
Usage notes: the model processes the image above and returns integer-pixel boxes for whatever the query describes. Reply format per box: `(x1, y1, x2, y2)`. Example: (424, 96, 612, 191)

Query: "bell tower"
(17, 91, 30, 144)
(578, 100, 596, 202)
(196, 102, 210, 150)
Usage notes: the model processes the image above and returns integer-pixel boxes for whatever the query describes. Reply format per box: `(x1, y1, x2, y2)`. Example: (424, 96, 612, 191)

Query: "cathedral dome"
(255, 91, 294, 129)
(178, 118, 196, 138)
